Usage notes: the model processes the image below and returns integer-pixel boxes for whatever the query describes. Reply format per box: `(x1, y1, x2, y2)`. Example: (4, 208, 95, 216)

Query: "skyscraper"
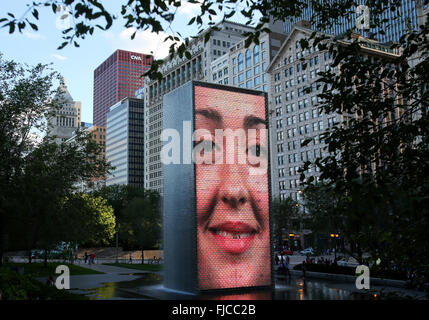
(93, 49, 153, 126)
(282, 0, 420, 43)
(267, 24, 401, 202)
(106, 97, 145, 187)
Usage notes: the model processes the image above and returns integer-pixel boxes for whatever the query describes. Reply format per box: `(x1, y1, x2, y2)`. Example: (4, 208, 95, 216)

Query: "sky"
(0, 0, 253, 123)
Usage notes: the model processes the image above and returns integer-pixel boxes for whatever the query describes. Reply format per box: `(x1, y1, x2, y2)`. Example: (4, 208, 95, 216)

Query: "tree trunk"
(0, 233, 3, 267)
(28, 249, 32, 264)
(44, 248, 48, 267)
(0, 211, 4, 267)
(141, 249, 144, 264)
(357, 242, 363, 264)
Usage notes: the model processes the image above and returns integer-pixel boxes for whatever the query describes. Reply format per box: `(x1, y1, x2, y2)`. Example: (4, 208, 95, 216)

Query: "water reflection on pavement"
(76, 273, 367, 300)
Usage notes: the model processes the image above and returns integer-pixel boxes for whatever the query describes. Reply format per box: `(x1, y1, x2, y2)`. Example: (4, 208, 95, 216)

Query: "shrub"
(0, 268, 86, 300)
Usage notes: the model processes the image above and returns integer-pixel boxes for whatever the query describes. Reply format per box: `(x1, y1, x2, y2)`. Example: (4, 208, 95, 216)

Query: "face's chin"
(197, 209, 271, 290)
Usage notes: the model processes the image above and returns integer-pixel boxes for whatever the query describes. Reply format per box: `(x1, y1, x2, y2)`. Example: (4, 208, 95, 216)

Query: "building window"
(254, 65, 260, 75)
(245, 49, 252, 68)
(238, 53, 244, 72)
(254, 45, 260, 64)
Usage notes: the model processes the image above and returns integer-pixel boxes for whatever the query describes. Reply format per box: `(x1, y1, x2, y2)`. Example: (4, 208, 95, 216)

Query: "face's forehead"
(194, 85, 266, 122)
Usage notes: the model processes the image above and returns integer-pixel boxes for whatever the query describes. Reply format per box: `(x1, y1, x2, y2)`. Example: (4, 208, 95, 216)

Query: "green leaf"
(8, 22, 15, 34)
(29, 23, 38, 31)
(32, 9, 39, 20)
(57, 41, 68, 50)
(188, 17, 196, 25)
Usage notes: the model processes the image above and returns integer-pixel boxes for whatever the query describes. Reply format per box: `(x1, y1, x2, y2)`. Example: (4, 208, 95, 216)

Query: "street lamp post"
(115, 230, 119, 264)
(330, 233, 339, 262)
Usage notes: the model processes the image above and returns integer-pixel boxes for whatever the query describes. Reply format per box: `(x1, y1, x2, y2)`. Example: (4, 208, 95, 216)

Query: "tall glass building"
(93, 50, 152, 126)
(282, 0, 420, 43)
(106, 97, 145, 187)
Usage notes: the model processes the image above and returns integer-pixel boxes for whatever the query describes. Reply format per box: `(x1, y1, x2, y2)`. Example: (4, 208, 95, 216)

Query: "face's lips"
(208, 221, 259, 255)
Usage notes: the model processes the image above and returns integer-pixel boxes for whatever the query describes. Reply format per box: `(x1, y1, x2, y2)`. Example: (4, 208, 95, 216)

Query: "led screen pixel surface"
(194, 85, 271, 290)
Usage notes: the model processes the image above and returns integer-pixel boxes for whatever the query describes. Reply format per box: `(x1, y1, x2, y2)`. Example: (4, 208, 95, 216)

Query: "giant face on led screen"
(194, 85, 271, 290)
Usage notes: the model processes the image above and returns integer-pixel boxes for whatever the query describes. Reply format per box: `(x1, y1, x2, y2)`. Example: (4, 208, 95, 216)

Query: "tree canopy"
(0, 0, 423, 80)
(92, 185, 161, 251)
(0, 55, 113, 264)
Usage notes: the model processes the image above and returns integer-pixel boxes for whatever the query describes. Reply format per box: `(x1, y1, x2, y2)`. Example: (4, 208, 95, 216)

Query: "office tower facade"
(88, 125, 106, 160)
(48, 78, 81, 144)
(209, 27, 287, 91)
(106, 97, 145, 187)
(282, 0, 421, 43)
(143, 20, 256, 193)
(267, 24, 401, 202)
(93, 49, 153, 126)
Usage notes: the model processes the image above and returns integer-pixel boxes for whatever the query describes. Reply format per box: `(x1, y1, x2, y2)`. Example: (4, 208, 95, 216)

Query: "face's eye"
(195, 139, 216, 152)
(247, 144, 267, 158)
(194, 138, 221, 164)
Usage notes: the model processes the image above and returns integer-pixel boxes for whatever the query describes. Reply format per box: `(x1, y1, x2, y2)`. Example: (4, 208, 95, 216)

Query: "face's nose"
(218, 165, 250, 210)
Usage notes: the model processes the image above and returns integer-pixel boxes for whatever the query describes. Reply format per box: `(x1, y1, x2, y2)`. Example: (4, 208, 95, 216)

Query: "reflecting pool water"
(79, 273, 378, 300)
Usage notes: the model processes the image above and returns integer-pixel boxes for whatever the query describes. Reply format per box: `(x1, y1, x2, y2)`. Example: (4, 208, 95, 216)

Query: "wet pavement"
(68, 272, 427, 300)
(32, 262, 427, 300)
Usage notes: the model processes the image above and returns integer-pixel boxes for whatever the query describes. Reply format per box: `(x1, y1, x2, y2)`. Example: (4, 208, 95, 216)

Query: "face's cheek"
(196, 162, 220, 288)
(247, 173, 270, 225)
(196, 163, 220, 226)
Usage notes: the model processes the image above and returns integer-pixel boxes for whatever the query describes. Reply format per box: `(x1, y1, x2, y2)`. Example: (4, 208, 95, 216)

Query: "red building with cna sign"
(93, 49, 153, 126)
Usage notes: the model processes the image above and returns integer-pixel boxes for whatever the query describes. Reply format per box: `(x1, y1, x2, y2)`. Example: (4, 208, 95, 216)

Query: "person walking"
(275, 254, 279, 265)
(46, 275, 55, 287)
(284, 259, 291, 278)
(84, 252, 88, 264)
(89, 253, 95, 265)
(302, 261, 307, 278)
(278, 260, 285, 274)
(129, 254, 133, 264)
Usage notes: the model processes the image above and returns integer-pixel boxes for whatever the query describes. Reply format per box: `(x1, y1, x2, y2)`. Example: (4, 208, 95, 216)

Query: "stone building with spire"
(48, 78, 82, 144)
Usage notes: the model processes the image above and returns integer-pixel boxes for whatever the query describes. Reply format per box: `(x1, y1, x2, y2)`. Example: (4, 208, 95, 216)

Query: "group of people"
(276, 253, 339, 278)
(304, 256, 336, 266)
(84, 252, 95, 265)
(276, 254, 291, 277)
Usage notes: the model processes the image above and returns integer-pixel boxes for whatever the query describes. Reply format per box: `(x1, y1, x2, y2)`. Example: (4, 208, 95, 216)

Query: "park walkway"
(81, 263, 147, 275)
(36, 262, 160, 300)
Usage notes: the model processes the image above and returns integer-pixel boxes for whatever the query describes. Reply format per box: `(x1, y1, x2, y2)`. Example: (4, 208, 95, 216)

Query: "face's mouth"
(207, 221, 259, 254)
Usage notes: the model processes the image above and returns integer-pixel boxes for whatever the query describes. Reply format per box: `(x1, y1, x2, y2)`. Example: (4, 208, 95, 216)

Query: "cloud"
(23, 31, 45, 40)
(52, 54, 67, 61)
(176, 1, 201, 16)
(108, 28, 183, 60)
